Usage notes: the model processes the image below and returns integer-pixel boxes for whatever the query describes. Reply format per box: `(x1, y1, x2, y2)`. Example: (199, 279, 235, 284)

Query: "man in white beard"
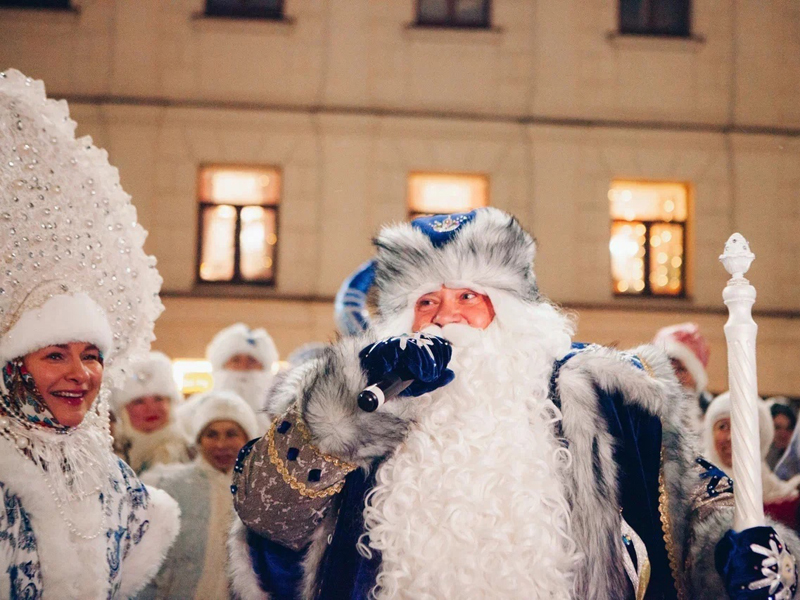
(229, 209, 800, 600)
(206, 322, 279, 431)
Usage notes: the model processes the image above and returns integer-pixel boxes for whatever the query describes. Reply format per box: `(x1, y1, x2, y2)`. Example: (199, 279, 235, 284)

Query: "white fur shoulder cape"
(0, 436, 180, 599)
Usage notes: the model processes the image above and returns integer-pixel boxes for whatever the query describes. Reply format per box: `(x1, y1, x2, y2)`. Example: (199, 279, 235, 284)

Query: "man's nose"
(432, 300, 464, 326)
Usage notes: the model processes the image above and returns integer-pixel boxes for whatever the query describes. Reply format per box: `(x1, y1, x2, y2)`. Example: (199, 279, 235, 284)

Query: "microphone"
(357, 377, 414, 412)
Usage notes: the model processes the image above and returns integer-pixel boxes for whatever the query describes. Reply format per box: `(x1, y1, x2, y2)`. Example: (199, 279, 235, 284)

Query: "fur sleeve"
(276, 333, 417, 465)
(117, 486, 181, 599)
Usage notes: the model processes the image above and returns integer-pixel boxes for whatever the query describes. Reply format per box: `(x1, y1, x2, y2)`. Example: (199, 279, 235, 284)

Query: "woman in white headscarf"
(0, 69, 179, 598)
(139, 390, 259, 599)
(111, 352, 191, 475)
(704, 392, 800, 504)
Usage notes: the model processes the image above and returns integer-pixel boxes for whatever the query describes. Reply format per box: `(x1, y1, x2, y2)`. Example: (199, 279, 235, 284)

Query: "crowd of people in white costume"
(3, 68, 800, 600)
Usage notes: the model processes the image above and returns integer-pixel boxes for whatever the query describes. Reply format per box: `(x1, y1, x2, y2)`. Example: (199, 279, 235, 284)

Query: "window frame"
(415, 0, 492, 29)
(204, 0, 284, 20)
(618, 0, 691, 38)
(611, 218, 687, 298)
(0, 0, 72, 9)
(195, 164, 281, 288)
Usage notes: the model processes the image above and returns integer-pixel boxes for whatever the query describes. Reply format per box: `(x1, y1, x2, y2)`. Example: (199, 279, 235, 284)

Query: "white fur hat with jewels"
(206, 323, 278, 372)
(184, 389, 260, 442)
(0, 69, 163, 383)
(110, 351, 181, 412)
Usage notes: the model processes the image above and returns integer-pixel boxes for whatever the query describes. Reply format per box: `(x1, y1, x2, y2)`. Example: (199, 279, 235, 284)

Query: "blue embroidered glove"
(359, 333, 455, 398)
(715, 526, 798, 599)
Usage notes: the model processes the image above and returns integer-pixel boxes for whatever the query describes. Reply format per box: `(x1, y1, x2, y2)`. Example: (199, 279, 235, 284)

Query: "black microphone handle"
(357, 377, 414, 412)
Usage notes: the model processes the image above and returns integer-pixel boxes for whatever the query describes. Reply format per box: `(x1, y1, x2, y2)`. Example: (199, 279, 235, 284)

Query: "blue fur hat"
(374, 207, 539, 319)
(335, 208, 540, 333)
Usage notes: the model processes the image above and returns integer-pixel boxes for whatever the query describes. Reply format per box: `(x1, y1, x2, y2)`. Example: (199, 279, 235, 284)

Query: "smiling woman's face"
(22, 342, 104, 428)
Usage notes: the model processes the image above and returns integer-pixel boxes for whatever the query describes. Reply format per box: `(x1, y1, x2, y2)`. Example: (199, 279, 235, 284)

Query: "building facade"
(2, 0, 799, 395)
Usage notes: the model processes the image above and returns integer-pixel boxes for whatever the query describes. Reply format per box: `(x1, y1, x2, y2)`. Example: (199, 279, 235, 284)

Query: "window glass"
(205, 0, 283, 18)
(197, 166, 280, 285)
(239, 206, 276, 282)
(619, 0, 690, 36)
(609, 180, 688, 296)
(199, 205, 237, 281)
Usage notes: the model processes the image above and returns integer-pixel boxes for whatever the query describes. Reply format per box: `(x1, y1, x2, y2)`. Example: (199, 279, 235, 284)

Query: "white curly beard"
(213, 369, 274, 414)
(364, 296, 581, 599)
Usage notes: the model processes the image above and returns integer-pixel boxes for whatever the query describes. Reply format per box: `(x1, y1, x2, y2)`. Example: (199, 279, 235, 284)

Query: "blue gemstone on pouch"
(277, 421, 291, 434)
(308, 469, 321, 482)
(287, 447, 299, 461)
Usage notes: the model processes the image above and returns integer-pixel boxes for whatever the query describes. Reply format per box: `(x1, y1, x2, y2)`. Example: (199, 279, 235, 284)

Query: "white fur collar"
(0, 435, 180, 599)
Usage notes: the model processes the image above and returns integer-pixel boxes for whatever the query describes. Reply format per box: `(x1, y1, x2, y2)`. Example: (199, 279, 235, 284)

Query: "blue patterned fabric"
(715, 526, 798, 599)
(0, 484, 42, 600)
(410, 211, 477, 248)
(0, 458, 151, 599)
(2, 359, 66, 432)
(359, 333, 454, 398)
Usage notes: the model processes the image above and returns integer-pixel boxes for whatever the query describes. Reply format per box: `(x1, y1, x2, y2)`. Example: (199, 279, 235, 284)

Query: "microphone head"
(357, 389, 381, 412)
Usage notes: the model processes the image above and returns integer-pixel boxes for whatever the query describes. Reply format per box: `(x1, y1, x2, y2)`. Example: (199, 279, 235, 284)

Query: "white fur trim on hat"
(206, 323, 279, 372)
(0, 293, 112, 365)
(186, 389, 260, 442)
(661, 340, 708, 393)
(110, 351, 181, 412)
(373, 208, 540, 320)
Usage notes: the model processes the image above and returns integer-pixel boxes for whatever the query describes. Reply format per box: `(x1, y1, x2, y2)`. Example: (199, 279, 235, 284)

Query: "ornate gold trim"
(291, 408, 359, 471)
(659, 450, 687, 600)
(266, 418, 355, 499)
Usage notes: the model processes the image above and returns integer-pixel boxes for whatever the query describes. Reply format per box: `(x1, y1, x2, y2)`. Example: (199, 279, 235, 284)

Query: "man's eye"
(461, 293, 476, 300)
(46, 352, 64, 360)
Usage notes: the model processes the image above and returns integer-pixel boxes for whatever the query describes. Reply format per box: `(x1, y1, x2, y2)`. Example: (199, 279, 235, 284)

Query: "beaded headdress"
(0, 69, 163, 383)
(0, 69, 163, 536)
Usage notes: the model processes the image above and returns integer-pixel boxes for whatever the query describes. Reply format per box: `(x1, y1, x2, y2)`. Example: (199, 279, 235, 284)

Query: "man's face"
(223, 353, 264, 372)
(670, 358, 697, 392)
(412, 287, 495, 332)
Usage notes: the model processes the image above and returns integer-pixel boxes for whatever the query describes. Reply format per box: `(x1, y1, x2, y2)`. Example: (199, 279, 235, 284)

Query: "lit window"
(172, 359, 213, 397)
(205, 0, 283, 19)
(417, 0, 491, 28)
(609, 180, 688, 297)
(619, 0, 690, 37)
(197, 166, 280, 285)
(407, 173, 489, 220)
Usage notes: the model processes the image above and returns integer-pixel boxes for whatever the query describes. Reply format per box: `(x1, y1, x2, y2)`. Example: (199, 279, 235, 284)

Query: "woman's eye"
(82, 353, 101, 362)
(46, 352, 64, 360)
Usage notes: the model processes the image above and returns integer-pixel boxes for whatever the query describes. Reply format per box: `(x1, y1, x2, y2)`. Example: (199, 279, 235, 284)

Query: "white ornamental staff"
(720, 233, 765, 531)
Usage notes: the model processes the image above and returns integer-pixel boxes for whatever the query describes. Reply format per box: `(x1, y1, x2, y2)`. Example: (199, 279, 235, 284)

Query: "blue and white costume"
(0, 68, 179, 599)
(230, 209, 800, 599)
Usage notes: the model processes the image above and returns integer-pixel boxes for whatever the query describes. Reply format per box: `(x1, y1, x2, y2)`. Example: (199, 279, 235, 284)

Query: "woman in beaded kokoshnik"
(0, 68, 180, 599)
